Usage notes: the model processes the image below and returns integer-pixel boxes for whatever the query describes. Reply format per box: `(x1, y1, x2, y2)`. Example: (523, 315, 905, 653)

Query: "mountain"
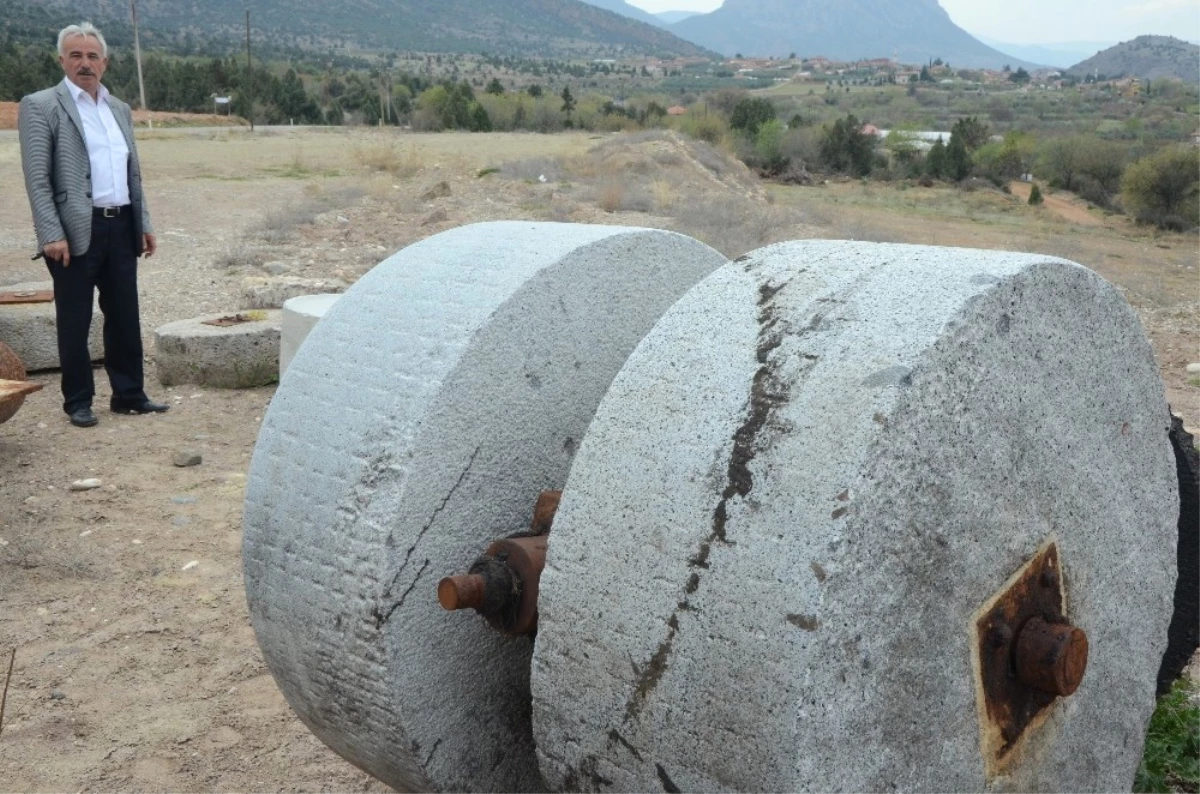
(8, 0, 716, 59)
(1066, 36, 1200, 82)
(976, 36, 1116, 70)
(656, 11, 702, 24)
(669, 0, 1037, 68)
(579, 0, 670, 28)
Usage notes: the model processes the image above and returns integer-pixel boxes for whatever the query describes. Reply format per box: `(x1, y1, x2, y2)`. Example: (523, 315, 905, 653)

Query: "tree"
(753, 119, 790, 174)
(1009, 67, 1031, 84)
(950, 116, 990, 152)
(527, 83, 543, 98)
(560, 85, 575, 126)
(925, 137, 948, 179)
(1037, 136, 1091, 192)
(485, 77, 504, 95)
(946, 129, 972, 181)
(1121, 145, 1199, 230)
(819, 113, 875, 176)
(1028, 184, 1044, 205)
(467, 101, 492, 132)
(730, 97, 776, 136)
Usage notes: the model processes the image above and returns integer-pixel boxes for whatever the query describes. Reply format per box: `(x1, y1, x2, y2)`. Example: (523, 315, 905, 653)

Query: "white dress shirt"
(63, 77, 130, 208)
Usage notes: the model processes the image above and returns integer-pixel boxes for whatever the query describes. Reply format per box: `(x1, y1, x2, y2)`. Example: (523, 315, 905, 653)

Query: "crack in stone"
(656, 763, 682, 793)
(372, 558, 430, 627)
(607, 729, 644, 762)
(378, 445, 482, 604)
(624, 275, 794, 723)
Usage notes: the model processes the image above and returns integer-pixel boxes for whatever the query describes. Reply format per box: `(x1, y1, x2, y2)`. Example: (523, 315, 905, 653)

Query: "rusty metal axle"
(437, 490, 560, 636)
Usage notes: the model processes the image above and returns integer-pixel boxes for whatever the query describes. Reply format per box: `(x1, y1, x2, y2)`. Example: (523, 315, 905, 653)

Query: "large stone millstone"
(243, 222, 727, 792)
(0, 280, 103, 371)
(531, 241, 1178, 792)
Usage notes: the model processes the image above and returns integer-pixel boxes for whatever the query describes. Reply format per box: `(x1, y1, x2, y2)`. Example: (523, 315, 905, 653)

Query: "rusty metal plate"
(972, 540, 1073, 778)
(0, 289, 54, 305)
(201, 313, 255, 327)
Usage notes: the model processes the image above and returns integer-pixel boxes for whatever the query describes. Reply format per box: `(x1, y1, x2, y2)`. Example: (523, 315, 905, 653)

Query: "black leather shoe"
(69, 407, 98, 427)
(110, 399, 171, 414)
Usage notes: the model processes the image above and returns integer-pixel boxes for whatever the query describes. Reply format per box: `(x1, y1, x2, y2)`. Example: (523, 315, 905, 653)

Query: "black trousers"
(45, 208, 148, 414)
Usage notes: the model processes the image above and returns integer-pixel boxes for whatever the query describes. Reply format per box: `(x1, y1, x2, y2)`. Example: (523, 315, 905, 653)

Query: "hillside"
(1067, 36, 1200, 82)
(670, 0, 1036, 68)
(2, 0, 716, 59)
(580, 0, 668, 28)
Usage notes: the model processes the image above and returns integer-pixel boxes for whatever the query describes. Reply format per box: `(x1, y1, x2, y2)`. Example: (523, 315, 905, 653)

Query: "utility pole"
(130, 0, 151, 129)
(245, 10, 254, 131)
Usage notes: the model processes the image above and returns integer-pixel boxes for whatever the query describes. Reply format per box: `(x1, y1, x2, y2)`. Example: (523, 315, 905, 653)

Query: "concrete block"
(280, 294, 341, 377)
(154, 311, 281, 388)
(531, 241, 1177, 793)
(0, 280, 103, 371)
(243, 221, 727, 792)
(242, 276, 348, 309)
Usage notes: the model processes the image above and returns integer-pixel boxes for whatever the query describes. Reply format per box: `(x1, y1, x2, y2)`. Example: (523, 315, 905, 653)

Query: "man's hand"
(142, 233, 157, 258)
(43, 240, 70, 267)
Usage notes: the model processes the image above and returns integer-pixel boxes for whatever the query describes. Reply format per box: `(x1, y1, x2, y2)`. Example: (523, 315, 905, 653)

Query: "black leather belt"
(93, 205, 129, 218)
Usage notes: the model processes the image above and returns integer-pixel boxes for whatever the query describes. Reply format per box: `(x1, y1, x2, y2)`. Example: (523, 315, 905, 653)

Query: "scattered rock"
(1187, 363, 1200, 374)
(262, 261, 294, 277)
(49, 689, 65, 700)
(172, 516, 192, 527)
(420, 208, 449, 227)
(69, 478, 102, 491)
(173, 450, 203, 468)
(171, 496, 198, 505)
(182, 560, 199, 571)
(421, 181, 451, 200)
(242, 277, 347, 310)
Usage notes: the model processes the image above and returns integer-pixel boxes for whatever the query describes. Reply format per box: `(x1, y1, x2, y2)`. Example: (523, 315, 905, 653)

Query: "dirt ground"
(0, 126, 1196, 792)
(0, 102, 245, 131)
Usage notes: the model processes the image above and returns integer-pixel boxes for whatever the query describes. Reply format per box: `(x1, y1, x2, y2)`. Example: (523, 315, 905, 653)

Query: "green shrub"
(1122, 144, 1200, 230)
(1028, 183, 1044, 205)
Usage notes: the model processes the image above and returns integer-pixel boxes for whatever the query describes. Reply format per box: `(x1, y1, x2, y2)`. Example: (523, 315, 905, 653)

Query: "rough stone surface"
(0, 280, 103, 371)
(280, 294, 341, 377)
(173, 450, 203, 468)
(242, 221, 727, 792)
(531, 241, 1178, 793)
(241, 276, 348, 309)
(154, 311, 281, 389)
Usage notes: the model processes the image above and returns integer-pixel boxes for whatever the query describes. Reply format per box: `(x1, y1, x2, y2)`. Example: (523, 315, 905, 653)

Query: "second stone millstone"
(531, 240, 1177, 793)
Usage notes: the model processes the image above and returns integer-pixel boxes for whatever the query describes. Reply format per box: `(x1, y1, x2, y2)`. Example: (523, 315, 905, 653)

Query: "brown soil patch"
(1009, 180, 1106, 226)
(0, 101, 244, 130)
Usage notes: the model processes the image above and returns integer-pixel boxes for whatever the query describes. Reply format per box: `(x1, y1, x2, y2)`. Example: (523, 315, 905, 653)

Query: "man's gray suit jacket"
(18, 80, 153, 258)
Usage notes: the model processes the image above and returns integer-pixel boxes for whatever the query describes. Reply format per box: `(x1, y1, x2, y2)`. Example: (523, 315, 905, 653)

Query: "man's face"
(59, 34, 107, 96)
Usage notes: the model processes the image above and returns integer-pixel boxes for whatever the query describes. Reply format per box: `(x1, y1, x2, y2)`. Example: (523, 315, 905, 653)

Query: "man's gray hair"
(57, 22, 108, 58)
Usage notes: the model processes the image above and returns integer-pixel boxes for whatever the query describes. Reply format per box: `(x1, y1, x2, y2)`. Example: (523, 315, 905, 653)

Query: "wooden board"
(0, 378, 43, 400)
(0, 289, 54, 305)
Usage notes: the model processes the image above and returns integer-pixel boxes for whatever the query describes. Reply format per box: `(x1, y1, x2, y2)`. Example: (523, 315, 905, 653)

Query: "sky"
(624, 0, 1200, 45)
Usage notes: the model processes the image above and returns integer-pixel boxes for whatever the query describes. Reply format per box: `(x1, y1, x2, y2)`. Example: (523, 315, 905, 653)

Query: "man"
(19, 22, 168, 428)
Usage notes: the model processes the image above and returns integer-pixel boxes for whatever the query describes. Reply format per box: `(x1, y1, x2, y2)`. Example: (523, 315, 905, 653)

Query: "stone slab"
(154, 311, 281, 388)
(531, 241, 1177, 793)
(0, 280, 103, 371)
(242, 221, 728, 792)
(280, 293, 342, 377)
(242, 276, 348, 310)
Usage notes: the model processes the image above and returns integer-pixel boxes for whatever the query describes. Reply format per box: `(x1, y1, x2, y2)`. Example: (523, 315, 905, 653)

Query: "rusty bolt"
(438, 574, 487, 611)
(988, 623, 1013, 649)
(1014, 616, 1088, 696)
